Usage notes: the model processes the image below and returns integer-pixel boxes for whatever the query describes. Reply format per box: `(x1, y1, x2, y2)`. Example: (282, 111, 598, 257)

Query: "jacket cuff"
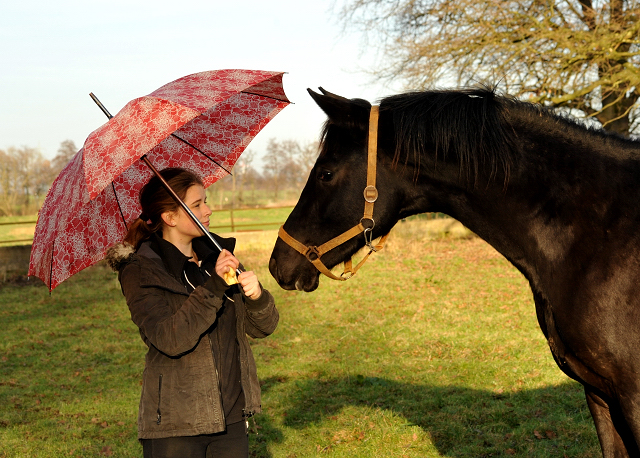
(203, 273, 230, 297)
(244, 285, 270, 311)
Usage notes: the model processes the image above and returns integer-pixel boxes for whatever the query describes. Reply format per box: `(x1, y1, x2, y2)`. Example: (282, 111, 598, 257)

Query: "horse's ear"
(317, 87, 351, 102)
(307, 88, 370, 131)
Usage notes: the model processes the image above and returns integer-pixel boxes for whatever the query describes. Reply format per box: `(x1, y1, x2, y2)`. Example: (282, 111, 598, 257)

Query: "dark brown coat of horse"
(269, 87, 640, 457)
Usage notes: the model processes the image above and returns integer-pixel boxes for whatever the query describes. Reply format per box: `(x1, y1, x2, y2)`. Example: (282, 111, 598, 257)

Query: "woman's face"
(164, 184, 212, 240)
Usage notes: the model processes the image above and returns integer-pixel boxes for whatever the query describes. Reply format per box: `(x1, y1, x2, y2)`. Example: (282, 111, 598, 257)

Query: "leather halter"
(278, 105, 389, 281)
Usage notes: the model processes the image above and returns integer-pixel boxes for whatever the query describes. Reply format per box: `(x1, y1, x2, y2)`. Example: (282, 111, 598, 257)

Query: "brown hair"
(124, 167, 203, 250)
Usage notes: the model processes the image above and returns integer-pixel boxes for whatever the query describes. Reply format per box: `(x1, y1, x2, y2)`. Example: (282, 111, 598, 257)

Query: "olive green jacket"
(106, 238, 278, 439)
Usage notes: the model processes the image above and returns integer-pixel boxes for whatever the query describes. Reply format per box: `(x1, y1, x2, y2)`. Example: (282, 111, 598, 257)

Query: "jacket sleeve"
(120, 259, 225, 357)
(242, 287, 279, 339)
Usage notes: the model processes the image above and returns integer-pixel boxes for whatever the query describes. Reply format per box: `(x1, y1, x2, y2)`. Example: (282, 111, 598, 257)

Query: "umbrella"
(29, 69, 290, 291)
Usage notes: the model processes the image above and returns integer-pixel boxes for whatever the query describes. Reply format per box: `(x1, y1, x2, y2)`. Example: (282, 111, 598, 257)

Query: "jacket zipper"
(156, 374, 163, 425)
(208, 334, 225, 425)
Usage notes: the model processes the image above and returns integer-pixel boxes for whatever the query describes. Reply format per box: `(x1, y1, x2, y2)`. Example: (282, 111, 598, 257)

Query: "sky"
(1, 0, 402, 165)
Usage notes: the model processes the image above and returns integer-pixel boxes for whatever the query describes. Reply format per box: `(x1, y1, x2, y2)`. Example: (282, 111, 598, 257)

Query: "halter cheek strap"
(278, 105, 389, 281)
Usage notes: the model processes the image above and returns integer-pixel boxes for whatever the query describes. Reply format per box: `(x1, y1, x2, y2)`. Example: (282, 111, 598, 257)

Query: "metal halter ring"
(304, 246, 321, 262)
(360, 217, 375, 230)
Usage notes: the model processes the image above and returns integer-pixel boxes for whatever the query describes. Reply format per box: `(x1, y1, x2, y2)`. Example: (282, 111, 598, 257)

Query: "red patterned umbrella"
(29, 69, 290, 291)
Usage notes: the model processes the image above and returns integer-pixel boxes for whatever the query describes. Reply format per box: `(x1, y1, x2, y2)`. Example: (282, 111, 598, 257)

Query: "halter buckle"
(363, 185, 378, 203)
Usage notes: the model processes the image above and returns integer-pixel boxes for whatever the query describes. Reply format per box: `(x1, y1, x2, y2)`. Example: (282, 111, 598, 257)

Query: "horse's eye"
(317, 170, 334, 182)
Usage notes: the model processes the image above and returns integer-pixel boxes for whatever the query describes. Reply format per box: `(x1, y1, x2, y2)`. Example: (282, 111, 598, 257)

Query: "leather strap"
(278, 226, 389, 281)
(277, 104, 388, 281)
(363, 105, 379, 221)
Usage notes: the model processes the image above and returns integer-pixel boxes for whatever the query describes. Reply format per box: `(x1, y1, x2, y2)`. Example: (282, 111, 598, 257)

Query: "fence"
(0, 218, 38, 246)
(0, 206, 294, 246)
(0, 208, 450, 247)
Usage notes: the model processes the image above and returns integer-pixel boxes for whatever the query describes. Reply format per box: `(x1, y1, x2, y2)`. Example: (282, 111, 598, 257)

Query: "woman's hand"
(215, 250, 262, 299)
(238, 271, 262, 300)
(215, 249, 239, 280)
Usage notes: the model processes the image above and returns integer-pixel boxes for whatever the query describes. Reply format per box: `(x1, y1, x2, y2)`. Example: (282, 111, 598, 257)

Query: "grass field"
(0, 219, 600, 457)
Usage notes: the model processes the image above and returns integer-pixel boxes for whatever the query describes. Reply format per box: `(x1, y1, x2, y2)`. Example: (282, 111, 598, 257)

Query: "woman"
(106, 167, 279, 458)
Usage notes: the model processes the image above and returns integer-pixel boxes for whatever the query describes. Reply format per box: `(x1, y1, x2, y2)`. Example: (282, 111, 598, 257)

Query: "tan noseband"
(278, 105, 389, 281)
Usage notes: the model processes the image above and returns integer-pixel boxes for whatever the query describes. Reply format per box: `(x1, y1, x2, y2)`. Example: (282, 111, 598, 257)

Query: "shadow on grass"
(256, 375, 598, 457)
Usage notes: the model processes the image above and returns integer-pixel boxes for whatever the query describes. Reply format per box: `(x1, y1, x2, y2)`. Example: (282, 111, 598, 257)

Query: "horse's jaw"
(268, 257, 320, 292)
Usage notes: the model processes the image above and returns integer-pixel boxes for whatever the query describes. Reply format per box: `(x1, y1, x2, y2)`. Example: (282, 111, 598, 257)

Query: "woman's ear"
(161, 211, 176, 228)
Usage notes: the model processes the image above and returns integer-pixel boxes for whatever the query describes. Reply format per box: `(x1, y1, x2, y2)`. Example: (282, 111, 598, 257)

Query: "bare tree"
(340, 0, 640, 134)
(233, 148, 258, 206)
(0, 149, 20, 216)
(262, 138, 320, 199)
(51, 139, 78, 176)
(0, 146, 51, 215)
(297, 141, 320, 179)
(263, 139, 296, 199)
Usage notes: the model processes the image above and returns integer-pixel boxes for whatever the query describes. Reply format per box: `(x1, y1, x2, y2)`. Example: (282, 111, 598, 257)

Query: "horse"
(268, 86, 640, 457)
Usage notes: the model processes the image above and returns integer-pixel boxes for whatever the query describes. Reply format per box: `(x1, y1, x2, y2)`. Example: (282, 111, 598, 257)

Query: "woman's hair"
(124, 167, 204, 249)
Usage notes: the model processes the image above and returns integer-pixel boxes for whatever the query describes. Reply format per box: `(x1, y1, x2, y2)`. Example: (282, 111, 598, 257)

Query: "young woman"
(107, 167, 279, 458)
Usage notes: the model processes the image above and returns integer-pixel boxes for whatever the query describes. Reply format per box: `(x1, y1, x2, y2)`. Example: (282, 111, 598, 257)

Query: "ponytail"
(123, 217, 162, 250)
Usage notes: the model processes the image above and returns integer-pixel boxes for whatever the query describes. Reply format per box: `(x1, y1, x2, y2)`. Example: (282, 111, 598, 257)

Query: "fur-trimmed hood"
(105, 243, 136, 272)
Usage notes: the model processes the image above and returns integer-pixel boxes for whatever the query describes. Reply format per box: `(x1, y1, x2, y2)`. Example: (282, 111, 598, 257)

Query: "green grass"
(0, 220, 600, 457)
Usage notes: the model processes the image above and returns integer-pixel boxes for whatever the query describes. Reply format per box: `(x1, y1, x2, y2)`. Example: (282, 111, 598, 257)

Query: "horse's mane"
(379, 87, 520, 185)
(379, 86, 617, 186)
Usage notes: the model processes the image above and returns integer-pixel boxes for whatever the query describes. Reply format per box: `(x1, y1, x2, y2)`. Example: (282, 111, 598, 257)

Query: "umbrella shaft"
(89, 93, 113, 119)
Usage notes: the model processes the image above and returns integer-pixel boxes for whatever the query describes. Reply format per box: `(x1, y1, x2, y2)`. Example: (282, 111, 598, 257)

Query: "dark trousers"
(142, 421, 248, 458)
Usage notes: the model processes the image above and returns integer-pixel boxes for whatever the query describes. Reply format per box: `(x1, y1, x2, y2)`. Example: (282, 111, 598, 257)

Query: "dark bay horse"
(269, 87, 640, 457)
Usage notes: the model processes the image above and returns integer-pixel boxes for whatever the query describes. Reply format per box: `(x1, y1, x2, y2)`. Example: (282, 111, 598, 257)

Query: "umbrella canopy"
(29, 69, 290, 291)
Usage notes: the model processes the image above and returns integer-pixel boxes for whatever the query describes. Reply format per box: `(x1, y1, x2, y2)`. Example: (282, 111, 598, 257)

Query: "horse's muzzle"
(268, 256, 320, 292)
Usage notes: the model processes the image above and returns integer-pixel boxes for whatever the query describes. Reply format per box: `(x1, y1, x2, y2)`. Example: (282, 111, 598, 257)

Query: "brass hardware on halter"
(364, 185, 378, 203)
(277, 105, 390, 281)
(304, 246, 321, 262)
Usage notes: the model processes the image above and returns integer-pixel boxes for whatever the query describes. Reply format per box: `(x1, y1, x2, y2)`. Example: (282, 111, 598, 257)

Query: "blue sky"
(1, 0, 401, 163)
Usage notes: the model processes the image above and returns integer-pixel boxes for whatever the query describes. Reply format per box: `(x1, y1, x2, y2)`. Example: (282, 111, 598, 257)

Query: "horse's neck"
(418, 131, 640, 296)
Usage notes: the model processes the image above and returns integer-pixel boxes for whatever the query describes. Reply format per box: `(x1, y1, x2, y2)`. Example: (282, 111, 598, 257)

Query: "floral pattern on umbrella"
(29, 69, 290, 291)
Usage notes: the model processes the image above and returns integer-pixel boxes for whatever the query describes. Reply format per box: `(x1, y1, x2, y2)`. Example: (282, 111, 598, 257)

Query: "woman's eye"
(317, 170, 333, 182)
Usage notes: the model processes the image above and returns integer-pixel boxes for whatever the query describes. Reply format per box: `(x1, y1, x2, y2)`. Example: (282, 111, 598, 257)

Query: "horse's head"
(269, 88, 403, 292)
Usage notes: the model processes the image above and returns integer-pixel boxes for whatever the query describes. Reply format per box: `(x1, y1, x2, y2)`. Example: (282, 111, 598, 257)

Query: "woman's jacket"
(106, 234, 278, 439)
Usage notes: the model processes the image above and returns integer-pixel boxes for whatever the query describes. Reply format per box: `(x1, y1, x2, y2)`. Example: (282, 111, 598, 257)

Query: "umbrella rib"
(49, 239, 55, 292)
(170, 133, 232, 176)
(112, 182, 129, 231)
(242, 91, 290, 103)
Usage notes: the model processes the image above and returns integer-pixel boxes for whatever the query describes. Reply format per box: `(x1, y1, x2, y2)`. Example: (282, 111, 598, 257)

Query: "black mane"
(380, 87, 622, 186)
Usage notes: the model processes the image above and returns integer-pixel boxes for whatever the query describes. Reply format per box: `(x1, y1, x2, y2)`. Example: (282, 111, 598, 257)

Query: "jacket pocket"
(156, 374, 163, 425)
